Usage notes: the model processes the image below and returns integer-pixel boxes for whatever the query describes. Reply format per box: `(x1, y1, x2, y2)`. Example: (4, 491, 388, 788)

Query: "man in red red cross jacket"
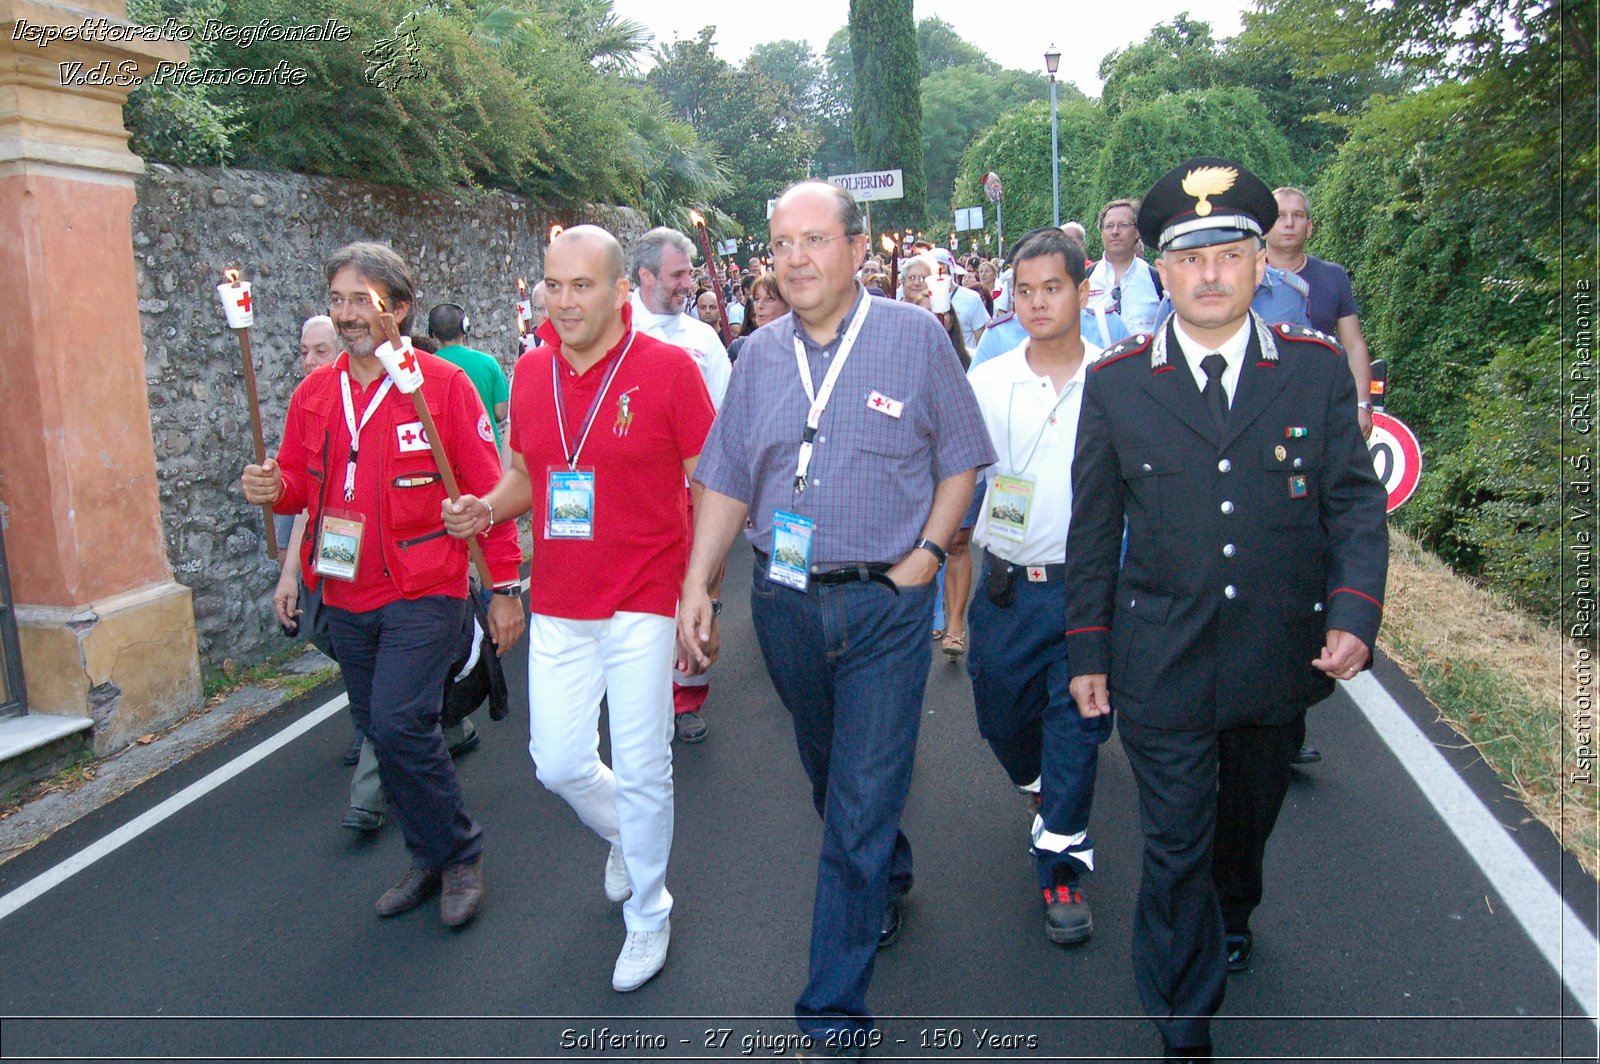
(242, 242, 523, 928)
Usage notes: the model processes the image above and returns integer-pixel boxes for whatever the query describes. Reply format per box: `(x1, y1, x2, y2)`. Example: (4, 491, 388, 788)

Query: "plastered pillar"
(0, 1, 200, 751)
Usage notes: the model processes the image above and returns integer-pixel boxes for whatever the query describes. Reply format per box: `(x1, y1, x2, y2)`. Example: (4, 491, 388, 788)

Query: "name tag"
(769, 510, 816, 592)
(546, 467, 596, 539)
(866, 390, 904, 419)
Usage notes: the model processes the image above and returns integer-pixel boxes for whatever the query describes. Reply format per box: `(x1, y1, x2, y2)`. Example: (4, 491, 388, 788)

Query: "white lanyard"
(339, 371, 395, 501)
(551, 329, 636, 471)
(790, 295, 872, 492)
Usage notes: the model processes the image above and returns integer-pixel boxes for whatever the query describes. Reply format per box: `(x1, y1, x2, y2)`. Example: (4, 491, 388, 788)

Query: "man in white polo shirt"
(965, 226, 1112, 947)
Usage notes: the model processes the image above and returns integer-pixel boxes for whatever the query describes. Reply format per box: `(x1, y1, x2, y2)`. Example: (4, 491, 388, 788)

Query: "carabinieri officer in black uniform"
(1063, 158, 1388, 1062)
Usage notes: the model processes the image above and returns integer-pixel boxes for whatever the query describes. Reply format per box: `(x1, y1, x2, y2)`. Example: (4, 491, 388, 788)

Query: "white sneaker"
(604, 845, 632, 902)
(612, 919, 670, 992)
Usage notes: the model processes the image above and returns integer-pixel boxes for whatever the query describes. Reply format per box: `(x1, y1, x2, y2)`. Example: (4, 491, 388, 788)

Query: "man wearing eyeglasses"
(676, 180, 993, 1057)
(1086, 198, 1164, 335)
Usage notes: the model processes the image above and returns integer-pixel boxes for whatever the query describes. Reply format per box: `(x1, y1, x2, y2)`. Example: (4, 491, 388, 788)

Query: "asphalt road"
(0, 544, 1594, 1062)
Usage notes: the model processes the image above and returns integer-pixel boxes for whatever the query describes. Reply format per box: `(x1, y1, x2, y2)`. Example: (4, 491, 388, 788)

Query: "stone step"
(0, 712, 94, 793)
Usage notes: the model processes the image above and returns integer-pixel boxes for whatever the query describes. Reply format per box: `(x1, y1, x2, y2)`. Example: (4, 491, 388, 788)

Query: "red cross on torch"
(367, 286, 493, 587)
(220, 268, 277, 559)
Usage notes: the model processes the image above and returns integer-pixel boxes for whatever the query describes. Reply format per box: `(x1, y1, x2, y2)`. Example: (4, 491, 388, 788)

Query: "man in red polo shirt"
(243, 242, 524, 928)
(445, 225, 715, 992)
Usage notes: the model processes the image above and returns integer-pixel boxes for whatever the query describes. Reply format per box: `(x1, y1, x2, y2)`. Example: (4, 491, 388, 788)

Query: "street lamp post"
(1045, 44, 1061, 227)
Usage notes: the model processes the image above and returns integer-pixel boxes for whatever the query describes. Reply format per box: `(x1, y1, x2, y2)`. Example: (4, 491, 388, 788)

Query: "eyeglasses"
(768, 234, 848, 258)
(1100, 222, 1135, 232)
(329, 293, 376, 310)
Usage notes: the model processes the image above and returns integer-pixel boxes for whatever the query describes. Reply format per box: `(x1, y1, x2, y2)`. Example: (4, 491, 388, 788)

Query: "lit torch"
(688, 209, 731, 344)
(548, 223, 564, 243)
(217, 268, 277, 559)
(881, 233, 899, 296)
(515, 276, 532, 350)
(366, 287, 493, 588)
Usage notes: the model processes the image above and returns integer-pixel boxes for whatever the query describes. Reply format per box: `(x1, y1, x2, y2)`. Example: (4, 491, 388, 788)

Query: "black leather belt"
(755, 550, 898, 592)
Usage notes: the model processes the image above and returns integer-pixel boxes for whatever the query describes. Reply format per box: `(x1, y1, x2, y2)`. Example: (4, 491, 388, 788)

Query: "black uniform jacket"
(1063, 314, 1389, 731)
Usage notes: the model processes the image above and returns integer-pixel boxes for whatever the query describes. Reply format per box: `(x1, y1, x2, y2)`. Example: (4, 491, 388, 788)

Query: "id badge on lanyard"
(768, 510, 815, 592)
(546, 466, 596, 539)
(986, 473, 1035, 544)
(315, 508, 366, 581)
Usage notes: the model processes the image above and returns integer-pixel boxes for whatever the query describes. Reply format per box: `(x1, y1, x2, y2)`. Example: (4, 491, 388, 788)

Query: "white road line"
(0, 693, 350, 923)
(1347, 671, 1600, 1032)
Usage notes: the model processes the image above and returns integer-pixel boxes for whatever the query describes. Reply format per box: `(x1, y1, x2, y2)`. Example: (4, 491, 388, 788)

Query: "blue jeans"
(749, 554, 936, 1039)
(328, 595, 483, 872)
(966, 563, 1112, 888)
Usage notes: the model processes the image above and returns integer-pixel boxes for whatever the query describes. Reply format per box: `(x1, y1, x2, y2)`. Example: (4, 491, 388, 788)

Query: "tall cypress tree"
(848, 0, 926, 233)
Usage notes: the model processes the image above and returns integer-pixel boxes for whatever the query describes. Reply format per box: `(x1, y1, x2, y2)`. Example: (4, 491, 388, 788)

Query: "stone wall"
(133, 164, 646, 669)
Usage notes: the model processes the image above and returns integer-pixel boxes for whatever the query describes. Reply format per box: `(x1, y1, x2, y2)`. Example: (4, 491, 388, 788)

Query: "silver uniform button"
(1221, 501, 1235, 514)
(1218, 458, 1231, 473)
(1224, 585, 1237, 599)
(1142, 462, 1153, 472)
(1314, 602, 1324, 612)
(1223, 544, 1236, 558)
(1293, 457, 1303, 468)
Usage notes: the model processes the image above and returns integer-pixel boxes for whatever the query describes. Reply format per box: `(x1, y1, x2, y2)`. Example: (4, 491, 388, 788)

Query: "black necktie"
(1201, 353, 1229, 430)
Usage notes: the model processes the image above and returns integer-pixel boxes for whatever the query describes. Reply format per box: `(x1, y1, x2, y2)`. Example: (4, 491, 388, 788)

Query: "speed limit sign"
(1367, 411, 1423, 513)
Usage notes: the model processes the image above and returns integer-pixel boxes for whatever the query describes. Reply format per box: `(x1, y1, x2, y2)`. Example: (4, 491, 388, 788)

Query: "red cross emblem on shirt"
(396, 347, 419, 375)
(1028, 567, 1045, 581)
(234, 289, 252, 313)
(870, 395, 888, 409)
(401, 428, 419, 446)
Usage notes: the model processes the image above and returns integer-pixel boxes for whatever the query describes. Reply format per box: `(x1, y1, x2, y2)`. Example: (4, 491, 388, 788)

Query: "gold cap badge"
(1181, 165, 1238, 218)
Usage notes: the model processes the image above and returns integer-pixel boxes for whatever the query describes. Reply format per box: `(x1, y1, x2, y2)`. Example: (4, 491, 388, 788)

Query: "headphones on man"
(429, 302, 471, 338)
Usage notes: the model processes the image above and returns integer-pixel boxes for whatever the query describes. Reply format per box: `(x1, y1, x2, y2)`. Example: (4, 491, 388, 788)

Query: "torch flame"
(517, 276, 527, 293)
(548, 224, 564, 242)
(688, 209, 706, 228)
(880, 234, 896, 254)
(366, 285, 385, 313)
(224, 269, 240, 284)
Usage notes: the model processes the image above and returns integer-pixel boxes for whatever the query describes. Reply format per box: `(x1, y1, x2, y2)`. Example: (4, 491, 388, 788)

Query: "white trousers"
(527, 611, 675, 930)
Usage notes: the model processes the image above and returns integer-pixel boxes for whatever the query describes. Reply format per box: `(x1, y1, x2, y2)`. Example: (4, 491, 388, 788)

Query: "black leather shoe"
(448, 729, 481, 757)
(1225, 930, 1253, 973)
(375, 867, 440, 917)
(340, 731, 364, 766)
(341, 807, 384, 833)
(878, 895, 903, 949)
(1291, 744, 1322, 765)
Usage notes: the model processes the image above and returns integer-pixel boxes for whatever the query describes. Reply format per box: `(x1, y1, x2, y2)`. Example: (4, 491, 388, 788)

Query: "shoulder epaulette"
(1271, 322, 1342, 353)
(1092, 332, 1153, 371)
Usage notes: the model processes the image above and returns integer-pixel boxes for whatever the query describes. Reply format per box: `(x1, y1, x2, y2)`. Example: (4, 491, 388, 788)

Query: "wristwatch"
(915, 538, 948, 565)
(711, 599, 723, 617)
(1356, 401, 1374, 411)
(491, 584, 522, 597)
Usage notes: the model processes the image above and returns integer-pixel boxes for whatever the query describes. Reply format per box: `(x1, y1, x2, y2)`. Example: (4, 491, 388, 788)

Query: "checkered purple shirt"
(695, 287, 995, 566)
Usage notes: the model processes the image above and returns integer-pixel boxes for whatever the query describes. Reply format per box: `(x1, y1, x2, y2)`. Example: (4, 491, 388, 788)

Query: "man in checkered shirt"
(676, 180, 993, 1055)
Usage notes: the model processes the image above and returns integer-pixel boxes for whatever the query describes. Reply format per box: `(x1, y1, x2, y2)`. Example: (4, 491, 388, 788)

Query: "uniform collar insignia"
(1151, 311, 1276, 370)
(1254, 311, 1279, 363)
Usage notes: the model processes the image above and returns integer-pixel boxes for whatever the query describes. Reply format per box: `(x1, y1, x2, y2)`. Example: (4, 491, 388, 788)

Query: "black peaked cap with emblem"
(1136, 156, 1279, 253)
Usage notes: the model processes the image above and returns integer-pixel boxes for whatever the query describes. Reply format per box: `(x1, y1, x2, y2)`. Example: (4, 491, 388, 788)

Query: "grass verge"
(1379, 528, 1596, 877)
